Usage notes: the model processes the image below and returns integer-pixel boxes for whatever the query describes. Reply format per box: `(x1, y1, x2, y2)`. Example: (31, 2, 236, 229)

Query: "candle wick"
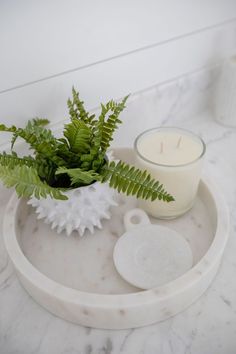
(160, 141, 164, 153)
(177, 136, 182, 148)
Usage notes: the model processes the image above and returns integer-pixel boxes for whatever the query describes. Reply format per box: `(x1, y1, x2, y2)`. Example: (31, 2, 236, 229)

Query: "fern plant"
(0, 87, 174, 203)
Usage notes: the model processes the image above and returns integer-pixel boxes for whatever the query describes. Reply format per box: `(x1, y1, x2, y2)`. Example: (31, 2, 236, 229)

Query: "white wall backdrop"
(0, 0, 236, 145)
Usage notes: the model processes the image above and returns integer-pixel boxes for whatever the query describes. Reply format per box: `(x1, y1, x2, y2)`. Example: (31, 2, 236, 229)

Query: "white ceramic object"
(3, 148, 229, 329)
(214, 55, 236, 127)
(113, 208, 193, 289)
(28, 182, 117, 236)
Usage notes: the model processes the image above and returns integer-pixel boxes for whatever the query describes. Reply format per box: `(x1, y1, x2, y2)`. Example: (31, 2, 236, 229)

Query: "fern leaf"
(0, 165, 67, 200)
(101, 161, 174, 202)
(102, 96, 129, 151)
(94, 95, 129, 154)
(8, 121, 65, 166)
(56, 167, 100, 185)
(63, 119, 91, 154)
(31, 118, 50, 127)
(0, 123, 17, 133)
(0, 152, 57, 186)
(34, 156, 58, 185)
(56, 143, 81, 168)
(0, 119, 49, 149)
(67, 87, 95, 125)
(0, 152, 37, 169)
(13, 119, 56, 147)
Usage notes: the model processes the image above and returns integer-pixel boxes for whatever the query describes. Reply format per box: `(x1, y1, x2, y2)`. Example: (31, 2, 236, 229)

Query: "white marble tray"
(3, 148, 229, 329)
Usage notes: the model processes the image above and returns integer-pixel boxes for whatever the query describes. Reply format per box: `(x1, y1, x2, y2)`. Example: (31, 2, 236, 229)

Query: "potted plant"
(0, 88, 174, 235)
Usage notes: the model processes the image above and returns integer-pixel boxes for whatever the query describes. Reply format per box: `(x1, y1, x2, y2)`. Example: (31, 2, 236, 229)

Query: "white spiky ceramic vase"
(28, 182, 117, 236)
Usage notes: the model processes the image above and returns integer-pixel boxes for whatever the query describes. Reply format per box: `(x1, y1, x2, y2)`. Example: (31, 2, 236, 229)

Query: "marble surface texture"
(1, 73, 236, 352)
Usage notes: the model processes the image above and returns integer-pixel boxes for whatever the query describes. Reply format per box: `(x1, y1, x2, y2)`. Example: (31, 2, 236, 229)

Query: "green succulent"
(0, 87, 174, 203)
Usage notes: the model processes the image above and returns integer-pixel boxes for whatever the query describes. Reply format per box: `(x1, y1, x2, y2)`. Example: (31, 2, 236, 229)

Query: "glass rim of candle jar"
(134, 127, 206, 168)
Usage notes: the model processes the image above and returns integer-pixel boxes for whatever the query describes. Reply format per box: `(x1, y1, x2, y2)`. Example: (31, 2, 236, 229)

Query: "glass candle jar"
(134, 127, 206, 219)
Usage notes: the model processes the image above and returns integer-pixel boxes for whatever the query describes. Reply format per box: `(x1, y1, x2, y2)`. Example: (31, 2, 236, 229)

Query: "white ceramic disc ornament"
(113, 209, 193, 289)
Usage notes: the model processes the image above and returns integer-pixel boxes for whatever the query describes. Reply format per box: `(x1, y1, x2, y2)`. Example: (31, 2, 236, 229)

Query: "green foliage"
(93, 96, 129, 154)
(0, 88, 173, 203)
(30, 118, 50, 127)
(63, 119, 91, 154)
(0, 151, 36, 168)
(56, 167, 101, 186)
(67, 87, 96, 125)
(101, 161, 174, 202)
(0, 165, 66, 200)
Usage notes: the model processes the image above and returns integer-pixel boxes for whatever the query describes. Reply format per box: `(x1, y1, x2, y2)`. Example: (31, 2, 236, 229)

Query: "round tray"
(3, 148, 229, 329)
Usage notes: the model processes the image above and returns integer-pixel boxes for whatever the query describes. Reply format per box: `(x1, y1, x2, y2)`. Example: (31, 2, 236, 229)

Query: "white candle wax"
(134, 127, 205, 219)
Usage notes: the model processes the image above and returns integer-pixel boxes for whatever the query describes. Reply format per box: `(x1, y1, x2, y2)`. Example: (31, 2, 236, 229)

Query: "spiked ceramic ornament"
(28, 182, 117, 236)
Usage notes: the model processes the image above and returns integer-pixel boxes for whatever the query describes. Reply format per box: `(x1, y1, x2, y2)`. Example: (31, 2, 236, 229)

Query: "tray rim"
(3, 147, 229, 308)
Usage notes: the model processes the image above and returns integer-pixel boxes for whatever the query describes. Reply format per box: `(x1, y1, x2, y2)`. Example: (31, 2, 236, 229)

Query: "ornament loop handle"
(124, 208, 150, 232)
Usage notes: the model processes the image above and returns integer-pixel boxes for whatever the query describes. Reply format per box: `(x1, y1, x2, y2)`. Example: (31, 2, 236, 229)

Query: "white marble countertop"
(1, 111, 236, 354)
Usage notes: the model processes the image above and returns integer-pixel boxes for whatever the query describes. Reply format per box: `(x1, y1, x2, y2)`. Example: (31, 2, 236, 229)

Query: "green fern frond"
(10, 119, 57, 149)
(31, 118, 50, 127)
(63, 119, 92, 154)
(76, 99, 124, 170)
(9, 122, 64, 166)
(56, 166, 100, 185)
(0, 152, 37, 169)
(67, 87, 95, 125)
(24, 119, 57, 144)
(77, 151, 104, 171)
(101, 161, 174, 202)
(0, 165, 67, 200)
(90, 106, 106, 157)
(101, 95, 129, 151)
(56, 144, 81, 168)
(0, 123, 17, 133)
(34, 157, 58, 185)
(94, 95, 129, 154)
(0, 152, 56, 186)
(0, 119, 50, 150)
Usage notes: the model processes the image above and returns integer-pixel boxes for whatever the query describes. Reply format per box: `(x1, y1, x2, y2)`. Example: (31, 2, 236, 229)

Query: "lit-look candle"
(134, 127, 206, 219)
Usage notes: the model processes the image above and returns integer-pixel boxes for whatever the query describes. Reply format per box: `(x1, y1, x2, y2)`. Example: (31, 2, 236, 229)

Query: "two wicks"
(160, 136, 182, 153)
